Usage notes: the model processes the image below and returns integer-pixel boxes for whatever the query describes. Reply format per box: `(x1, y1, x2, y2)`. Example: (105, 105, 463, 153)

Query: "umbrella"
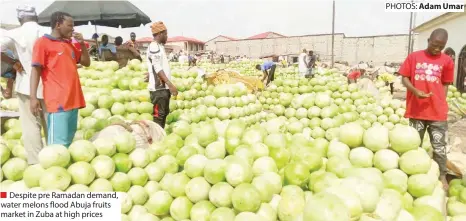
(37, 0, 151, 28)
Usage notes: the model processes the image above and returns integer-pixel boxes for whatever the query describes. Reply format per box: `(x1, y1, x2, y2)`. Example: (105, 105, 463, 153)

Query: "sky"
(0, 0, 445, 42)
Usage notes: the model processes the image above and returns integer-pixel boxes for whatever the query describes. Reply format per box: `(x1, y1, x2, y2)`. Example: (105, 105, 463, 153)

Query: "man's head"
(115, 36, 123, 46)
(427, 28, 448, 56)
(444, 47, 455, 60)
(308, 50, 314, 56)
(151, 21, 168, 44)
(303, 49, 307, 53)
(130, 32, 136, 41)
(16, 5, 38, 25)
(101, 35, 109, 45)
(255, 64, 261, 70)
(50, 11, 74, 39)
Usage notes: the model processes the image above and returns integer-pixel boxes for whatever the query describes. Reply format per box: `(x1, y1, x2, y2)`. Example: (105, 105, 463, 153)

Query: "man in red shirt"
(398, 28, 454, 189)
(347, 66, 366, 84)
(30, 11, 90, 147)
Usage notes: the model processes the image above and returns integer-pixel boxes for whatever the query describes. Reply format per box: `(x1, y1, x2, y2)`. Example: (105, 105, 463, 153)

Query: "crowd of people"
(0, 5, 460, 191)
(87, 32, 142, 68)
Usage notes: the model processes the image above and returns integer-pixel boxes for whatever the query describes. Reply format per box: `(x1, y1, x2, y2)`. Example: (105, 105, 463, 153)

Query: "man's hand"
(13, 61, 24, 73)
(129, 47, 137, 53)
(414, 89, 432, 99)
(1, 86, 12, 99)
(169, 85, 178, 96)
(30, 98, 42, 116)
(144, 72, 149, 82)
(73, 32, 85, 43)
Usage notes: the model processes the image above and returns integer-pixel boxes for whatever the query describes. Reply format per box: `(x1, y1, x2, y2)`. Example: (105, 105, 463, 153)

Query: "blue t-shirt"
(261, 61, 275, 71)
(98, 43, 117, 55)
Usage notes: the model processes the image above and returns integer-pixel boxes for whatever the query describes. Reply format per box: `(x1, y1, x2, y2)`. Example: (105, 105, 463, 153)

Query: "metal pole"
(407, 0, 414, 55)
(411, 12, 417, 53)
(407, 13, 413, 54)
(331, 0, 335, 68)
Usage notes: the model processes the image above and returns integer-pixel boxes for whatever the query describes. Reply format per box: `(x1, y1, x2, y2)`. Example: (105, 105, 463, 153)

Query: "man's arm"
(157, 70, 173, 87)
(128, 47, 142, 61)
(401, 76, 431, 98)
(261, 70, 268, 82)
(401, 76, 418, 94)
(30, 66, 41, 99)
(1, 53, 16, 64)
(79, 42, 91, 67)
(443, 84, 449, 97)
(29, 66, 44, 116)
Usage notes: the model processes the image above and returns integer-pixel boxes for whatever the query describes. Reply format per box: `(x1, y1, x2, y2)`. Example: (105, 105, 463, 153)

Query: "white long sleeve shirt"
(146, 42, 171, 91)
(298, 52, 307, 73)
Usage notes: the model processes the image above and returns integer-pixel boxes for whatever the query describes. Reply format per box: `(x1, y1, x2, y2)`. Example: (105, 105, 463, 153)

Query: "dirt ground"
(447, 118, 466, 177)
(449, 118, 466, 148)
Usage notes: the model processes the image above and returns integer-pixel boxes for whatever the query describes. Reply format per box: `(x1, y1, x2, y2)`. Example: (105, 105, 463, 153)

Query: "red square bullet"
(0, 192, 6, 198)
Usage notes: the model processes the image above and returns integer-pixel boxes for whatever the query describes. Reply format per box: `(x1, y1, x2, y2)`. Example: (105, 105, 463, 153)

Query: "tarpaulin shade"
(37, 1, 151, 28)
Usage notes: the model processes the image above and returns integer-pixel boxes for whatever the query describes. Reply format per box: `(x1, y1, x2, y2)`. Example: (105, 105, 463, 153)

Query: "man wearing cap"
(0, 6, 47, 164)
(147, 22, 178, 128)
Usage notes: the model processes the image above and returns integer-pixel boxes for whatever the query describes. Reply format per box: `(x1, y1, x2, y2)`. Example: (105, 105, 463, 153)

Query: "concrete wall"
(214, 34, 414, 66)
(216, 34, 344, 61)
(414, 13, 466, 83)
(205, 36, 233, 51)
(340, 35, 415, 65)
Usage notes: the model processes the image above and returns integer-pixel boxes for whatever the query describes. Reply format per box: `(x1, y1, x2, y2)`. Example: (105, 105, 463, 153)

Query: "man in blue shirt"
(1, 49, 18, 98)
(98, 34, 116, 61)
(256, 60, 276, 86)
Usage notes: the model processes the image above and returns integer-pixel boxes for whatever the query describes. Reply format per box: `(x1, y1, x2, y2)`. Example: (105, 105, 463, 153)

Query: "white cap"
(17, 5, 37, 19)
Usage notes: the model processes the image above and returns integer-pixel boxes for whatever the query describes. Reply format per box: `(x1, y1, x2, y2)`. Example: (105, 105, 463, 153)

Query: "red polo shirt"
(398, 50, 454, 121)
(32, 34, 86, 113)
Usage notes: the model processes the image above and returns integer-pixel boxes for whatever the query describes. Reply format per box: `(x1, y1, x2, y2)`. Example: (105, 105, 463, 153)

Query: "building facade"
(413, 12, 466, 91)
(213, 33, 415, 66)
(205, 35, 237, 51)
(137, 36, 205, 54)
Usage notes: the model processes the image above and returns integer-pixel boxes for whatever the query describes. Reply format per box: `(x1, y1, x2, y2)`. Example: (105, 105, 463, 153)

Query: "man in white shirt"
(146, 21, 178, 128)
(298, 49, 308, 77)
(1, 6, 47, 165)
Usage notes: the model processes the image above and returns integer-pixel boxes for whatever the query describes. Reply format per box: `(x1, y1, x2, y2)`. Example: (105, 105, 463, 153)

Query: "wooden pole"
(331, 0, 335, 68)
